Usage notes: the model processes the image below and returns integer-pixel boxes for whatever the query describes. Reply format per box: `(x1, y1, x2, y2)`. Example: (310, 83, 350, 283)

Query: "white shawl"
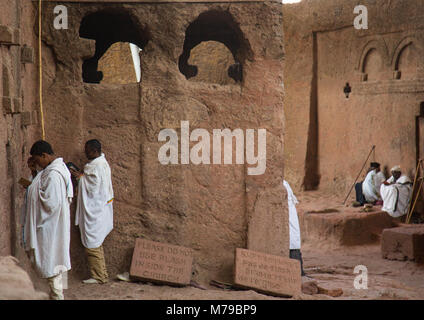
(380, 175, 412, 218)
(283, 180, 301, 250)
(23, 158, 73, 278)
(75, 153, 114, 249)
(363, 169, 386, 202)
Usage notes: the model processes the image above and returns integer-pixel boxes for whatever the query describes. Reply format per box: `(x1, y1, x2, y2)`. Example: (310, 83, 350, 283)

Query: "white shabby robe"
(362, 169, 386, 202)
(283, 180, 301, 250)
(380, 175, 412, 218)
(22, 158, 73, 278)
(75, 153, 114, 249)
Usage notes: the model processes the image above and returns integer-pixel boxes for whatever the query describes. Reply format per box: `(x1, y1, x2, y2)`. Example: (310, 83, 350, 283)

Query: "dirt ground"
(32, 191, 424, 300)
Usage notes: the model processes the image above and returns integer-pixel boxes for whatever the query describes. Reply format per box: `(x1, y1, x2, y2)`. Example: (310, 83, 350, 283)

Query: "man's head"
(391, 165, 402, 181)
(370, 162, 381, 172)
(30, 140, 55, 169)
(85, 139, 101, 160)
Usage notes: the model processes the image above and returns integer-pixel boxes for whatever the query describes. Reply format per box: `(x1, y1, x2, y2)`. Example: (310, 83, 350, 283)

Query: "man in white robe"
(71, 139, 113, 284)
(283, 180, 306, 276)
(362, 162, 386, 203)
(380, 165, 413, 218)
(23, 140, 73, 300)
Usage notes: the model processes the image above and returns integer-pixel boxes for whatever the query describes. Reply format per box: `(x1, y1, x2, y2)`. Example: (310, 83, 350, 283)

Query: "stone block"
(299, 209, 396, 247)
(2, 65, 10, 97)
(381, 225, 424, 262)
(2, 97, 12, 114)
(2, 97, 22, 115)
(13, 98, 22, 113)
(21, 46, 34, 64)
(21, 112, 31, 126)
(129, 238, 193, 286)
(0, 25, 13, 44)
(234, 248, 301, 298)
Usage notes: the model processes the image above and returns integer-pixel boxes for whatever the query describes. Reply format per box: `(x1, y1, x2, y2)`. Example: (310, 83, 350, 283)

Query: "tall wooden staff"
(343, 145, 375, 205)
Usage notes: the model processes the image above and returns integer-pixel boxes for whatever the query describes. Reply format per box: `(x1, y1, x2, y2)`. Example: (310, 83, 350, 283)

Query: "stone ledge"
(2, 97, 22, 115)
(299, 209, 397, 247)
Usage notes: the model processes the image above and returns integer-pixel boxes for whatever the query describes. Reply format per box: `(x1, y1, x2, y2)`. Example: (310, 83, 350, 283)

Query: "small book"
(18, 178, 32, 188)
(66, 162, 80, 172)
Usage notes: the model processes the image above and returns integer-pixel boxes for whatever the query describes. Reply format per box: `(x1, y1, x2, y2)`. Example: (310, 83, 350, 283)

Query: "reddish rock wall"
(283, 0, 424, 194)
(0, 0, 39, 261)
(40, 1, 287, 283)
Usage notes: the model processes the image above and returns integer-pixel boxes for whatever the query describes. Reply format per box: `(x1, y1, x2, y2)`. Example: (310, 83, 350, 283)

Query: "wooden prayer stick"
(343, 145, 375, 205)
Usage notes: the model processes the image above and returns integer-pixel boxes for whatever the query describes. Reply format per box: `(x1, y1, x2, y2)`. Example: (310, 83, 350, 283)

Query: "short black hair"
(30, 140, 54, 156)
(85, 139, 101, 153)
(370, 162, 380, 168)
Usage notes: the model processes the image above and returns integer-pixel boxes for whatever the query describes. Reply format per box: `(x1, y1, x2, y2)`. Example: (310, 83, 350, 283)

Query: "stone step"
(381, 225, 424, 262)
(299, 208, 398, 247)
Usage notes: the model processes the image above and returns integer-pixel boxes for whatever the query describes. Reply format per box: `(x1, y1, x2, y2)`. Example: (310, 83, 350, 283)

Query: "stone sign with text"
(130, 238, 194, 286)
(234, 248, 301, 297)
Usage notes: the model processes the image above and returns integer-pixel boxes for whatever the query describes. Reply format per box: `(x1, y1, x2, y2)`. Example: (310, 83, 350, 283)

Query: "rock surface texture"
(0, 256, 48, 300)
(39, 1, 287, 284)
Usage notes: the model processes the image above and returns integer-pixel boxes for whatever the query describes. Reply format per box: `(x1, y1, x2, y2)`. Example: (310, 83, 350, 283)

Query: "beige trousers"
(27, 249, 65, 300)
(47, 273, 64, 300)
(86, 245, 109, 283)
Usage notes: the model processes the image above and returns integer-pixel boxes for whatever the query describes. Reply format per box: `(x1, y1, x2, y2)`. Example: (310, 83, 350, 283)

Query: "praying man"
(380, 165, 413, 218)
(71, 139, 114, 284)
(22, 140, 73, 300)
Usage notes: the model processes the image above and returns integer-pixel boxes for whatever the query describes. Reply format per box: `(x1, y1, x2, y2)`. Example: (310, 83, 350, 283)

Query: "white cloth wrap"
(380, 175, 412, 218)
(23, 158, 73, 278)
(283, 180, 301, 250)
(363, 169, 386, 202)
(75, 153, 114, 249)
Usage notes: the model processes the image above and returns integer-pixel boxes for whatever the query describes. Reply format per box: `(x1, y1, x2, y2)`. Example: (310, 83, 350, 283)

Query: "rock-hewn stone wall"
(0, 0, 39, 262)
(40, 1, 287, 283)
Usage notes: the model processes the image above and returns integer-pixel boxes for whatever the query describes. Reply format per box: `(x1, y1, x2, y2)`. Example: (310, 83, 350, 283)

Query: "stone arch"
(357, 39, 390, 81)
(392, 36, 421, 80)
(79, 9, 150, 83)
(178, 9, 253, 83)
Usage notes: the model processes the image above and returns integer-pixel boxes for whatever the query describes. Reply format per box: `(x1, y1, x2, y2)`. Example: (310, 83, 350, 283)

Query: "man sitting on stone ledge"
(353, 162, 385, 207)
(380, 165, 413, 219)
(362, 162, 386, 205)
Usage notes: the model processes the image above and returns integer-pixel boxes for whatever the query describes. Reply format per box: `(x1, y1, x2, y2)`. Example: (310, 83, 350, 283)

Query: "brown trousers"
(85, 245, 109, 283)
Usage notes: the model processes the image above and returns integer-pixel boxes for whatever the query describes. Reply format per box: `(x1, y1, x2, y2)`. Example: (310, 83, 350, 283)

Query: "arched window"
(79, 10, 149, 84)
(362, 48, 384, 81)
(395, 43, 418, 80)
(178, 10, 252, 84)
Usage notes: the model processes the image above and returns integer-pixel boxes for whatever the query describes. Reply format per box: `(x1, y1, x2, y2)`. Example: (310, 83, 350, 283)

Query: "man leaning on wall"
(22, 140, 73, 300)
(71, 139, 114, 284)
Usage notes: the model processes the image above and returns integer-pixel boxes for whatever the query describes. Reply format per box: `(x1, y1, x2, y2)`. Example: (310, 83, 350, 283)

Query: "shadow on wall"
(303, 32, 320, 190)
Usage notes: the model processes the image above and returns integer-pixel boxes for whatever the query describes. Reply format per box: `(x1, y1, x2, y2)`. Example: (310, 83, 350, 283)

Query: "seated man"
(380, 165, 412, 218)
(354, 162, 384, 206)
(362, 162, 386, 204)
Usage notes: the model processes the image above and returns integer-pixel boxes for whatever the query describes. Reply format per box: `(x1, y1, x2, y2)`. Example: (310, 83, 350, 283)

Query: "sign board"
(130, 238, 194, 285)
(234, 248, 301, 297)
